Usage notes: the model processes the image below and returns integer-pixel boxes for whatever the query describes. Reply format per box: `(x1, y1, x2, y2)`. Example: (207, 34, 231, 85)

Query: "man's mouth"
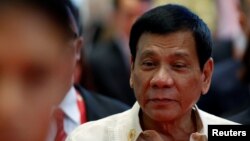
(147, 98, 177, 104)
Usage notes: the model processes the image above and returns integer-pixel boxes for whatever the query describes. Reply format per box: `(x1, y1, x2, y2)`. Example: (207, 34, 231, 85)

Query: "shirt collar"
(59, 86, 80, 125)
(189, 105, 207, 141)
(130, 102, 207, 141)
(121, 102, 143, 141)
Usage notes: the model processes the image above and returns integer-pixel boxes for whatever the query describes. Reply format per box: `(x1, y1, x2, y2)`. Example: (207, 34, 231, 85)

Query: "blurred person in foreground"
(198, 0, 250, 124)
(67, 4, 237, 141)
(0, 0, 128, 141)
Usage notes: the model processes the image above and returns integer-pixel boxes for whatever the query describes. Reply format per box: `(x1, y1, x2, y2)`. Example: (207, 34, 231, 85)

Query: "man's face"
(0, 6, 79, 141)
(130, 31, 213, 122)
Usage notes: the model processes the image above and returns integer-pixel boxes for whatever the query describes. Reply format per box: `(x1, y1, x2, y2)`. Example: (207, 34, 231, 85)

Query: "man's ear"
(201, 58, 214, 95)
(74, 37, 83, 61)
(130, 56, 135, 69)
(130, 57, 135, 89)
(130, 75, 134, 89)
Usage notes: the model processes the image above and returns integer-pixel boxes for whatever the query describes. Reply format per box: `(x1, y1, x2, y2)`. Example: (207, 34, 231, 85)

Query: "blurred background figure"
(213, 0, 247, 63)
(0, 0, 128, 141)
(77, 0, 153, 106)
(228, 18, 250, 123)
(198, 0, 250, 124)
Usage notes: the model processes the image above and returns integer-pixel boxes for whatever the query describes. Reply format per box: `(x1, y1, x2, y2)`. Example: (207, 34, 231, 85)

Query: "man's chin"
(146, 110, 179, 122)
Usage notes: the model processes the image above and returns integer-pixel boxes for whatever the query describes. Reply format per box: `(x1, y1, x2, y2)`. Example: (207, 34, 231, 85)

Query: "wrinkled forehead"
(137, 31, 196, 51)
(134, 31, 200, 64)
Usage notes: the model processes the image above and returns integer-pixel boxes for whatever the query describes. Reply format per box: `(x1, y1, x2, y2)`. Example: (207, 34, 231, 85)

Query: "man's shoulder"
(199, 109, 239, 125)
(66, 109, 131, 141)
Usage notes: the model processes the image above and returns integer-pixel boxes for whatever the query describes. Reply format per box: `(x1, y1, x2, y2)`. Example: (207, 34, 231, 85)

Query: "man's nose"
(150, 67, 174, 88)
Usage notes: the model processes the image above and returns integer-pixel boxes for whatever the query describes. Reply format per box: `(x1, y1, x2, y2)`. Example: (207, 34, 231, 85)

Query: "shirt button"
(128, 129, 136, 141)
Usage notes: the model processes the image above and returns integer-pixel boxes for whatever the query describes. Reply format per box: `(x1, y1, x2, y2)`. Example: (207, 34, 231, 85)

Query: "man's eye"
(172, 63, 187, 70)
(141, 61, 157, 70)
(143, 61, 154, 66)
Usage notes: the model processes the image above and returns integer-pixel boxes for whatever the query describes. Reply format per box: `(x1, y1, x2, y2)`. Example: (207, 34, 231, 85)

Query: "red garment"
(54, 90, 86, 141)
(54, 109, 67, 141)
(76, 91, 87, 124)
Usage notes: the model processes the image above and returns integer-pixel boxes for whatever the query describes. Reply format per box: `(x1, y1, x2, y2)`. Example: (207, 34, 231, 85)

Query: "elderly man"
(67, 4, 237, 141)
